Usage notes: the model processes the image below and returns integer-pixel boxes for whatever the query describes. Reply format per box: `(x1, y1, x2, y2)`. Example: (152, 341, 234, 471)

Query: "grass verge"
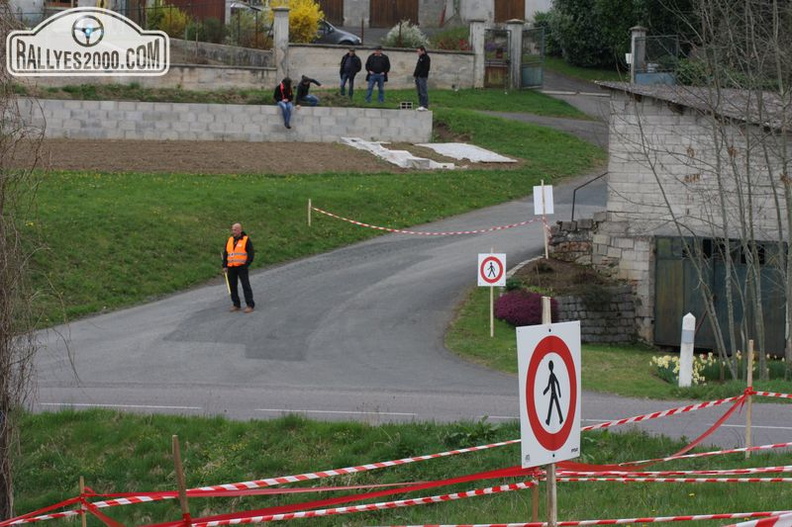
(445, 286, 792, 400)
(15, 409, 792, 527)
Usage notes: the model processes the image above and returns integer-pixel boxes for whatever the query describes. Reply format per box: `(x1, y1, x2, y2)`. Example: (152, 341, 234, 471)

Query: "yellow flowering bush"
(269, 0, 323, 43)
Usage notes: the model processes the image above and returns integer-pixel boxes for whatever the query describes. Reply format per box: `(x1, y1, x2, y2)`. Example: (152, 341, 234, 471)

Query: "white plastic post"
(678, 312, 695, 387)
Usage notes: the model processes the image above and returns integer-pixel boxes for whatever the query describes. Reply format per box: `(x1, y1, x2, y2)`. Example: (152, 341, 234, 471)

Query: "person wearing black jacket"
(296, 75, 322, 106)
(222, 222, 255, 313)
(339, 48, 362, 98)
(364, 45, 390, 103)
(273, 77, 294, 129)
(413, 45, 431, 110)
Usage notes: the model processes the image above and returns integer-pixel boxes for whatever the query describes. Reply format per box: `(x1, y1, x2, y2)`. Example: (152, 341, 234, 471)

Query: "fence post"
(629, 25, 647, 84)
(273, 6, 290, 79)
(678, 312, 695, 387)
(469, 19, 486, 89)
(506, 19, 523, 90)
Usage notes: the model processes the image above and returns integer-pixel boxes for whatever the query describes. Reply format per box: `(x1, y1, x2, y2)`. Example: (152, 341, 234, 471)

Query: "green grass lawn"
(14, 409, 792, 527)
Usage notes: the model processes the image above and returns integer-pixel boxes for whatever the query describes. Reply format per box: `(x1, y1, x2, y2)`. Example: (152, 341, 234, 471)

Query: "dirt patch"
(10, 138, 519, 175)
(511, 257, 616, 296)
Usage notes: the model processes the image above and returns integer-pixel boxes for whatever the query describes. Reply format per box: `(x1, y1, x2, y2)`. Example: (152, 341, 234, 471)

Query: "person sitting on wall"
(296, 75, 322, 107)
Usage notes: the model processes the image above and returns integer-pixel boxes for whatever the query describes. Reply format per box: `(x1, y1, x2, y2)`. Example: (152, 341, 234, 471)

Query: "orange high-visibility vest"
(226, 236, 248, 267)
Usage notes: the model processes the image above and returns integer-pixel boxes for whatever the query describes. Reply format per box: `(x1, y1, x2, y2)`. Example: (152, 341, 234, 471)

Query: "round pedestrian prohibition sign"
(525, 334, 577, 451)
(479, 256, 504, 285)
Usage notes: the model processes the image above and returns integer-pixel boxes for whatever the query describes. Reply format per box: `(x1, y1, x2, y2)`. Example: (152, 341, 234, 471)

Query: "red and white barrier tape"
(560, 466, 792, 477)
(191, 481, 536, 527)
(727, 512, 792, 527)
(1, 511, 81, 526)
(311, 206, 540, 236)
(754, 391, 792, 400)
(389, 511, 792, 527)
(557, 477, 792, 484)
(85, 439, 521, 510)
(581, 395, 745, 432)
(617, 442, 792, 467)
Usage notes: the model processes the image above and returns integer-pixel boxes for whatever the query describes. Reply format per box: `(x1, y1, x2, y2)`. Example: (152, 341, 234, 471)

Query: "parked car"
(313, 20, 361, 46)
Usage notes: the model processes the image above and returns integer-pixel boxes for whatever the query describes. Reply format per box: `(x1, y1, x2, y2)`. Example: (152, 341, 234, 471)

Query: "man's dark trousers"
(228, 266, 255, 308)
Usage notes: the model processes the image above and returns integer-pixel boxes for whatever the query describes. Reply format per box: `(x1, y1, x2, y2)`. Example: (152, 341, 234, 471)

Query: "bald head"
(231, 223, 243, 237)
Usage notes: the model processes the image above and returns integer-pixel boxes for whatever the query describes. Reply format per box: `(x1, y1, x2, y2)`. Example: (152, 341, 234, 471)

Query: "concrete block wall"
(18, 98, 432, 142)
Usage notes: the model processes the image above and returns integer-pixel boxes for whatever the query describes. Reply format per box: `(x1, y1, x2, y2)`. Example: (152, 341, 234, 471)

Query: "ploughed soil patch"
(11, 138, 521, 175)
(511, 258, 617, 296)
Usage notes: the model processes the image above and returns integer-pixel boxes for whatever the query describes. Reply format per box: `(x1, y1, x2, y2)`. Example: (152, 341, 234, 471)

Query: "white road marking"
(38, 403, 203, 410)
(256, 408, 417, 417)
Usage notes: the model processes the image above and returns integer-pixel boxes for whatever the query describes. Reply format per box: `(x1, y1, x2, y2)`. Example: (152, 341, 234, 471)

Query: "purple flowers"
(494, 290, 557, 326)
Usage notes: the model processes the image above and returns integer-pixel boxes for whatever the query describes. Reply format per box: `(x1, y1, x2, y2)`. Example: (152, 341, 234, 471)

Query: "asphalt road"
(31, 76, 792, 451)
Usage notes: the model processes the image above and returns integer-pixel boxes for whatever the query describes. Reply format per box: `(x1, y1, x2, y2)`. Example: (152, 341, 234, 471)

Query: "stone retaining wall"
(18, 98, 432, 142)
(555, 285, 637, 344)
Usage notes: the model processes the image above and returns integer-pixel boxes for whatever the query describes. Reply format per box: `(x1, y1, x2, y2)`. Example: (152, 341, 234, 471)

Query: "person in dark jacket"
(364, 45, 390, 103)
(222, 222, 255, 313)
(339, 48, 362, 98)
(413, 45, 431, 110)
(296, 75, 322, 106)
(273, 77, 294, 129)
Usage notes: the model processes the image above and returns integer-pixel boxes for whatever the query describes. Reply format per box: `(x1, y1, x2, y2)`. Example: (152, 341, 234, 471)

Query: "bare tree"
(0, 0, 44, 518)
(606, 0, 792, 379)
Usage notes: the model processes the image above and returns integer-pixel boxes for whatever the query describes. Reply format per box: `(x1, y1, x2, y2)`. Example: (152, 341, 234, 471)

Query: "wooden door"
(369, 0, 418, 28)
(318, 0, 343, 26)
(494, 0, 524, 22)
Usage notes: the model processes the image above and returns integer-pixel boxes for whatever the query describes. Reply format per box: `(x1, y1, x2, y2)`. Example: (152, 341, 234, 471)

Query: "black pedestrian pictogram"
(487, 262, 497, 277)
(543, 360, 564, 426)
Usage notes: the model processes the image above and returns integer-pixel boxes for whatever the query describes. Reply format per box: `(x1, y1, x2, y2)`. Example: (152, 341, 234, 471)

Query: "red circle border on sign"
(480, 256, 504, 284)
(525, 334, 577, 452)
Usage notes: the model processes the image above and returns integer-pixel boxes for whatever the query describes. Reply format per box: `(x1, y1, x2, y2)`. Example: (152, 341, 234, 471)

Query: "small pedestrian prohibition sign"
(517, 321, 581, 468)
(478, 253, 505, 287)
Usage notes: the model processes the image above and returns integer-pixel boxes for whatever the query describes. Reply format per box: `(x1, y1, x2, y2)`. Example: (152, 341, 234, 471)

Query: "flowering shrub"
(494, 290, 557, 326)
(433, 26, 471, 51)
(382, 20, 429, 48)
(650, 353, 711, 385)
(269, 0, 323, 43)
(652, 350, 788, 385)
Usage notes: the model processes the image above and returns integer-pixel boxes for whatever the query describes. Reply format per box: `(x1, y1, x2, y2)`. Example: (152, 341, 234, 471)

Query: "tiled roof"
(596, 81, 792, 130)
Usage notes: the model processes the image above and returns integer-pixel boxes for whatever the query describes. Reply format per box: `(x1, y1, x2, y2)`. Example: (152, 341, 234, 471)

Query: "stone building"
(581, 82, 791, 352)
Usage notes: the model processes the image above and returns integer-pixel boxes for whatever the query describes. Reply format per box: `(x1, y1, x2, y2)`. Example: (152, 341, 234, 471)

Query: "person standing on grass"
(339, 48, 362, 98)
(273, 77, 294, 129)
(222, 222, 255, 313)
(413, 45, 430, 111)
(296, 75, 322, 106)
(364, 45, 390, 104)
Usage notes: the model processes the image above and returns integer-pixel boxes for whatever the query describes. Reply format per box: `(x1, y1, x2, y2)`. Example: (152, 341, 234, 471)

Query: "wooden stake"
(79, 476, 87, 527)
(308, 198, 312, 227)
(172, 435, 191, 526)
(532, 481, 539, 522)
(745, 341, 754, 459)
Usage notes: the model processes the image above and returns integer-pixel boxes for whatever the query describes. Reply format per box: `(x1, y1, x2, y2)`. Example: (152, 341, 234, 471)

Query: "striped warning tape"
(560, 466, 792, 477)
(83, 439, 522, 510)
(726, 512, 792, 527)
(311, 206, 540, 236)
(388, 511, 792, 527)
(581, 395, 746, 432)
(191, 481, 536, 527)
(556, 477, 792, 484)
(617, 442, 792, 467)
